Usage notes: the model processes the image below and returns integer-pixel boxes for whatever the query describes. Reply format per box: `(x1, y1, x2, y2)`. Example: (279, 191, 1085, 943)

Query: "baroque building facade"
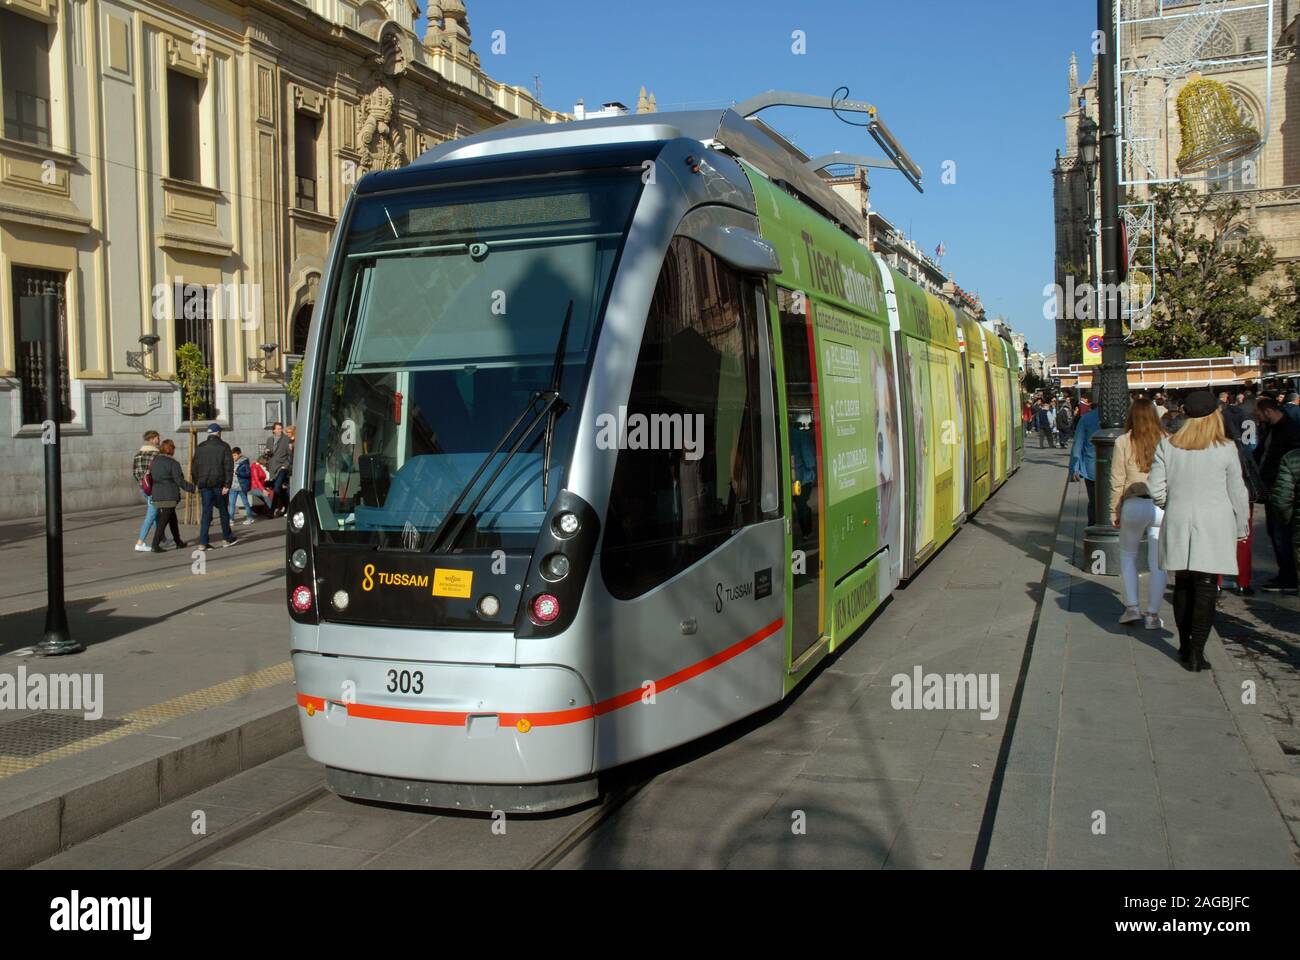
(0, 0, 561, 518)
(1053, 1, 1300, 367)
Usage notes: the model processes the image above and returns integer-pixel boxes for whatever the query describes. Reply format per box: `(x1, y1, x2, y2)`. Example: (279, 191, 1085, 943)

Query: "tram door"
(778, 289, 823, 665)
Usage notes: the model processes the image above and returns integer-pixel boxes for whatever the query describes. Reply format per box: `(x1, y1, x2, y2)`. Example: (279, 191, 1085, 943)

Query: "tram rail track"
(525, 776, 654, 869)
(145, 771, 657, 870)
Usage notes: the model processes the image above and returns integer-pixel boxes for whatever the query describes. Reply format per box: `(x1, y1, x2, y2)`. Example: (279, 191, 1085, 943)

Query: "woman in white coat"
(1146, 391, 1251, 672)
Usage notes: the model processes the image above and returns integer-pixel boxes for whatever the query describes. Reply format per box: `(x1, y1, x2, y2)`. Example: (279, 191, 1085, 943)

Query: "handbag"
(141, 470, 153, 496)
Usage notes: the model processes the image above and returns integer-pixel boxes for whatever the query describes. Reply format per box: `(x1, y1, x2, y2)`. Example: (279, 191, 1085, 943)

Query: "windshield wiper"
(427, 301, 573, 553)
(542, 301, 574, 503)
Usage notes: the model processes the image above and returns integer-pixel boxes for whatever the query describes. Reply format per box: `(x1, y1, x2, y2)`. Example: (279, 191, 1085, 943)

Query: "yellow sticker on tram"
(432, 568, 473, 598)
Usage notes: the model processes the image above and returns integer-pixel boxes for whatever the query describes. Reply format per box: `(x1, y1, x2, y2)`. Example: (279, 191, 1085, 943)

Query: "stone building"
(0, 0, 561, 519)
(1053, 1, 1300, 366)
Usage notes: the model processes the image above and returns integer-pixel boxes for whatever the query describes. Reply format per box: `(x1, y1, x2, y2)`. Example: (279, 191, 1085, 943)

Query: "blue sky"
(429, 1, 1095, 353)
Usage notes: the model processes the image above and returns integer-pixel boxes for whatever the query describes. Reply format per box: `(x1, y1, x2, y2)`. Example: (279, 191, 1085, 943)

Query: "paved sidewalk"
(561, 447, 1068, 869)
(0, 504, 297, 868)
(986, 476, 1300, 869)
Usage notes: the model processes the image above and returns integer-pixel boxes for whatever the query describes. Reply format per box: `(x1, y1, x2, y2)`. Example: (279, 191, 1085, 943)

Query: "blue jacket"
(1069, 409, 1101, 481)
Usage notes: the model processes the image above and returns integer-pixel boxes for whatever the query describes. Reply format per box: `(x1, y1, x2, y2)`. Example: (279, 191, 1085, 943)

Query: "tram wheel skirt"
(326, 765, 599, 814)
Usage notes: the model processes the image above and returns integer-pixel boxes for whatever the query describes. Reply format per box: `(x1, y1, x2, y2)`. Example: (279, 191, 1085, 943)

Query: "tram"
(287, 100, 1023, 811)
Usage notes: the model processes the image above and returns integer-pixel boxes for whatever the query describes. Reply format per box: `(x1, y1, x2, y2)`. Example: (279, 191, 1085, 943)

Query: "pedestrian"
(1147, 391, 1251, 672)
(132, 430, 168, 552)
(1221, 400, 1266, 596)
(1163, 401, 1186, 434)
(1153, 393, 1168, 420)
(1055, 399, 1074, 449)
(1285, 391, 1300, 426)
(1109, 398, 1168, 629)
(249, 454, 274, 515)
(1070, 403, 1102, 526)
(146, 439, 193, 553)
(1236, 392, 1259, 453)
(228, 446, 255, 525)
(266, 421, 291, 517)
(1271, 446, 1300, 597)
(1255, 396, 1300, 591)
(192, 422, 239, 550)
(1035, 400, 1055, 448)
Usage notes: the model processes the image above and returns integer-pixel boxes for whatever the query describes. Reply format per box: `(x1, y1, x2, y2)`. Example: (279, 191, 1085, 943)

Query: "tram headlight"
(553, 511, 580, 538)
(543, 553, 570, 581)
(331, 590, 349, 611)
(478, 594, 500, 617)
(530, 594, 561, 624)
(290, 548, 308, 571)
(291, 511, 306, 531)
(290, 584, 314, 613)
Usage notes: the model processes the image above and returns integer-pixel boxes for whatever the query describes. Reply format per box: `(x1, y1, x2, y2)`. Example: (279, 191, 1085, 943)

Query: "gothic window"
(1206, 88, 1260, 190)
(1202, 22, 1238, 61)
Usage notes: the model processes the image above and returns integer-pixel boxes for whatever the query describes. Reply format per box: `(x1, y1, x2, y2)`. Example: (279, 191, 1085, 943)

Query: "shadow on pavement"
(0, 572, 284, 656)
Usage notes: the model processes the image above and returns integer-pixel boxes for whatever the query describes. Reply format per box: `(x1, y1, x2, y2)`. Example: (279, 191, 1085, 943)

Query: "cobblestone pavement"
(1216, 533, 1300, 772)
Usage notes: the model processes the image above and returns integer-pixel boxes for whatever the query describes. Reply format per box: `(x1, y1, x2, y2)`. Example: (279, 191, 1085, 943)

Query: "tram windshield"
(309, 171, 641, 550)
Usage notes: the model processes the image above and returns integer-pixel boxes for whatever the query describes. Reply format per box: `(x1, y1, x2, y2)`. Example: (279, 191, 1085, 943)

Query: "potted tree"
(175, 342, 211, 524)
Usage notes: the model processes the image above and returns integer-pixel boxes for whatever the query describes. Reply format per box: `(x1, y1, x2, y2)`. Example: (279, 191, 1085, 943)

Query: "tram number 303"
(386, 670, 425, 694)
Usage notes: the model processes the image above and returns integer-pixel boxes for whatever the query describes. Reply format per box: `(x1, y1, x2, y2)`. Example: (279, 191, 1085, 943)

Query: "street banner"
(1082, 327, 1104, 366)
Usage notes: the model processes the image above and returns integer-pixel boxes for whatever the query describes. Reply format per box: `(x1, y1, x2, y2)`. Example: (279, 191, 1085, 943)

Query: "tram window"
(602, 237, 764, 599)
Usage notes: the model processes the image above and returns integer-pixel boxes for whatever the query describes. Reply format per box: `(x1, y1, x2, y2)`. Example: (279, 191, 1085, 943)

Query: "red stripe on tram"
(297, 616, 784, 728)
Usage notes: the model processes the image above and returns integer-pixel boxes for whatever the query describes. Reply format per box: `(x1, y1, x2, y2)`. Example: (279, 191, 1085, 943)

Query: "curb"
(982, 471, 1079, 868)
(0, 702, 301, 870)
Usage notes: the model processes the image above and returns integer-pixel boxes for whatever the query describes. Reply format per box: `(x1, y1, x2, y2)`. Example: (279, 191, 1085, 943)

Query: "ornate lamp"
(1176, 74, 1261, 172)
(247, 342, 281, 376)
(1078, 116, 1099, 168)
(126, 333, 164, 379)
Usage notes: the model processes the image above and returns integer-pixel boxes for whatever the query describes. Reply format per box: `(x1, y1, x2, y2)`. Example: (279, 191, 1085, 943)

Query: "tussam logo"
(890, 666, 1000, 720)
(50, 891, 151, 940)
(595, 407, 704, 461)
(0, 668, 103, 720)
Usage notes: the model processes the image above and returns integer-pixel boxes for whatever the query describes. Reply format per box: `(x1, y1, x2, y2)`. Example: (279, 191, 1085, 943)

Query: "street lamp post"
(36, 290, 82, 656)
(1082, 0, 1130, 576)
(1078, 114, 1099, 295)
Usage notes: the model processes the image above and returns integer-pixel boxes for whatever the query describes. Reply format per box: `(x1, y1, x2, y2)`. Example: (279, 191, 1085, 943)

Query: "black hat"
(1182, 390, 1217, 419)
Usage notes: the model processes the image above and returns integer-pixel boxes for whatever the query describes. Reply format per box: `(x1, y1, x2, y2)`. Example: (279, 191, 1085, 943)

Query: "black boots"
(1174, 571, 1217, 673)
